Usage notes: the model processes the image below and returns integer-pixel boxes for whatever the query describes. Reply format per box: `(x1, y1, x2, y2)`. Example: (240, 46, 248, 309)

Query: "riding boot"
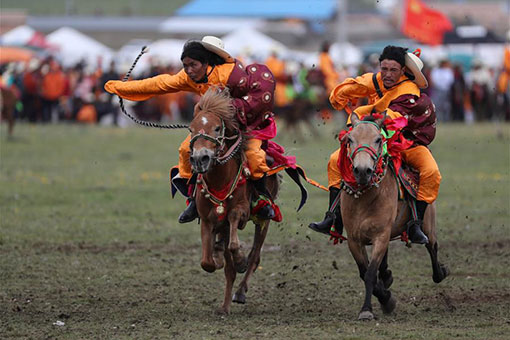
(406, 200, 429, 244)
(178, 185, 199, 223)
(252, 176, 275, 220)
(309, 187, 343, 235)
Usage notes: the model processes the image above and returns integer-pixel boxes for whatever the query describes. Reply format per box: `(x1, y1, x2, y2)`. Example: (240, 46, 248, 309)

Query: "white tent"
(148, 39, 186, 65)
(46, 27, 113, 69)
(222, 28, 287, 62)
(329, 42, 363, 66)
(1, 25, 36, 46)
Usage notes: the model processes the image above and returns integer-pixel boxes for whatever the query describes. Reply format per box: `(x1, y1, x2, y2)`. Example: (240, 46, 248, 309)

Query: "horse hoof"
(358, 310, 375, 321)
(434, 265, 450, 283)
(234, 258, 248, 273)
(381, 295, 396, 315)
(201, 262, 216, 273)
(232, 292, 246, 304)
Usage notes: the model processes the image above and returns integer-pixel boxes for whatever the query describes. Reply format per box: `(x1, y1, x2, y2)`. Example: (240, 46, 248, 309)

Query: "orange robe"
(265, 55, 289, 107)
(497, 46, 510, 94)
(327, 73, 441, 204)
(105, 63, 272, 180)
(319, 52, 339, 93)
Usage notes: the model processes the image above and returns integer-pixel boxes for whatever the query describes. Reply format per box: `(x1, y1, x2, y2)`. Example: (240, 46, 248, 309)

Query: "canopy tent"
(115, 39, 186, 76)
(1, 25, 56, 50)
(222, 28, 287, 61)
(46, 27, 113, 69)
(329, 42, 363, 66)
(1, 25, 36, 46)
(176, 0, 337, 20)
(0, 46, 35, 64)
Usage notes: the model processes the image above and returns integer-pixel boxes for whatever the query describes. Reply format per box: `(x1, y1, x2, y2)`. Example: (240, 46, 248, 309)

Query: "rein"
(117, 46, 189, 130)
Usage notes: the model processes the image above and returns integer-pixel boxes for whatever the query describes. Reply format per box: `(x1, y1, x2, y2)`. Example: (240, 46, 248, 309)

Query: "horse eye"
(214, 126, 221, 133)
(375, 137, 382, 144)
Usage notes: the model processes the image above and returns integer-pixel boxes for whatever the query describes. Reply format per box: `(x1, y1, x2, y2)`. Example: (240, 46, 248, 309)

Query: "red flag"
(401, 0, 453, 45)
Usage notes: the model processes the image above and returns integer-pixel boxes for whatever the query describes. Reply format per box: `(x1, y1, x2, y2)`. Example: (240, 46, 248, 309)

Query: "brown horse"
(188, 88, 279, 314)
(341, 113, 449, 320)
(1, 87, 16, 138)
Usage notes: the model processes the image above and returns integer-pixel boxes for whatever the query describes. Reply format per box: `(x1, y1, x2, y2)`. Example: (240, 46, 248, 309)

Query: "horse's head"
(346, 113, 386, 186)
(189, 88, 240, 173)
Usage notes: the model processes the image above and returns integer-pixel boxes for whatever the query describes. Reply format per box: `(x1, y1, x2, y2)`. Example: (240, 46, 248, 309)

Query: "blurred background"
(1, 0, 509, 127)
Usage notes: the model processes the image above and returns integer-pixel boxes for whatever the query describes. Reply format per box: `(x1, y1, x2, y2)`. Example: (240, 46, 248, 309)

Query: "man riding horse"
(105, 36, 291, 222)
(309, 45, 440, 244)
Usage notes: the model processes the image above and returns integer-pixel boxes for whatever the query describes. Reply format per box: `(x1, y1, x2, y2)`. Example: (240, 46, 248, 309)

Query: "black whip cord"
(117, 46, 189, 129)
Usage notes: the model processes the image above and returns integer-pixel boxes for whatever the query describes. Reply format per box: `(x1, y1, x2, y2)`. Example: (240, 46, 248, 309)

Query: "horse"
(1, 87, 17, 138)
(340, 113, 449, 321)
(188, 87, 279, 314)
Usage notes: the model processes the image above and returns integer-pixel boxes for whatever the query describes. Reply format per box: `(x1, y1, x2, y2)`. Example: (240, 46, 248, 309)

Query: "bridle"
(348, 121, 384, 166)
(189, 117, 243, 166)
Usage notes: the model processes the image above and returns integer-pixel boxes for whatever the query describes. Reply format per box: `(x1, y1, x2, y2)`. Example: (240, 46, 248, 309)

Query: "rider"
(105, 36, 285, 223)
(309, 45, 440, 244)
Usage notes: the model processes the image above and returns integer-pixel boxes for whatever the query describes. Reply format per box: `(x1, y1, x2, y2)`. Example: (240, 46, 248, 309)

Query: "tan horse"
(342, 113, 449, 320)
(188, 88, 279, 314)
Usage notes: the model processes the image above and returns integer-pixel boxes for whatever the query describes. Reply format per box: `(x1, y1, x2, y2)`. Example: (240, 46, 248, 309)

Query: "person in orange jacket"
(105, 36, 294, 223)
(309, 46, 440, 244)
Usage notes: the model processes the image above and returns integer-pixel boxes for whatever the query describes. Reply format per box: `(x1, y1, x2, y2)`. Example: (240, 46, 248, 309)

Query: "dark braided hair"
(180, 41, 226, 67)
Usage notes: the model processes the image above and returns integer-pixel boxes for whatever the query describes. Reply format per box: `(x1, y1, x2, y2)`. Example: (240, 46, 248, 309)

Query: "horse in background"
(187, 88, 279, 314)
(340, 114, 449, 320)
(1, 87, 17, 138)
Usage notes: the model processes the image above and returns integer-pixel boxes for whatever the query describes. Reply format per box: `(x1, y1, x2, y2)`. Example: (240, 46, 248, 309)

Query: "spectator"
(430, 60, 454, 121)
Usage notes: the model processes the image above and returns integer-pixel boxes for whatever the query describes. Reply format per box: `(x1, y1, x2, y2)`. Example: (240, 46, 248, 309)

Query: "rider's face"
(182, 57, 208, 83)
(380, 59, 405, 89)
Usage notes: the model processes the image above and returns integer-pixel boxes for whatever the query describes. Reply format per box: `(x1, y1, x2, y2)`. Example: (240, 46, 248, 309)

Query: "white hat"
(405, 51, 428, 89)
(197, 36, 234, 63)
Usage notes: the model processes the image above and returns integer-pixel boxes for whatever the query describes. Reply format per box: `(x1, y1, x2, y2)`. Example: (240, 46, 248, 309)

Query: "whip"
(117, 46, 189, 129)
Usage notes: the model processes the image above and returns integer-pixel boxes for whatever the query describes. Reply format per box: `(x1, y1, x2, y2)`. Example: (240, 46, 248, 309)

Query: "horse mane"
(197, 87, 239, 132)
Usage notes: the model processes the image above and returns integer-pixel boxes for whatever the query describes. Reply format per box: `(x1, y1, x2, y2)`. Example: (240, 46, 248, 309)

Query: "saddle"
(394, 162, 420, 201)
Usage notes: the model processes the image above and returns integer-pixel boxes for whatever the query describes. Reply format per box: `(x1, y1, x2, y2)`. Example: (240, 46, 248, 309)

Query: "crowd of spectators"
(1, 50, 509, 127)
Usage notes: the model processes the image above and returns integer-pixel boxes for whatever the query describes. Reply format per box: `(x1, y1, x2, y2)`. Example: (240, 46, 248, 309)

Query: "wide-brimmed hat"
(197, 36, 235, 63)
(405, 51, 428, 89)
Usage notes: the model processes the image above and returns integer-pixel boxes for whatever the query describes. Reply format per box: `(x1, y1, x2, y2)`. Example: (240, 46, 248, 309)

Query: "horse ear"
(350, 113, 360, 125)
(193, 103, 202, 117)
(374, 111, 387, 127)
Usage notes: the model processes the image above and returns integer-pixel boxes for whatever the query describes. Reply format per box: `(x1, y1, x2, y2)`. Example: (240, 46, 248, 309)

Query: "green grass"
(1, 0, 189, 16)
(1, 121, 509, 339)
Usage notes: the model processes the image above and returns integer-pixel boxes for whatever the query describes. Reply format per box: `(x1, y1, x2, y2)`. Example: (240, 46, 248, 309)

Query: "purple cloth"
(388, 93, 437, 146)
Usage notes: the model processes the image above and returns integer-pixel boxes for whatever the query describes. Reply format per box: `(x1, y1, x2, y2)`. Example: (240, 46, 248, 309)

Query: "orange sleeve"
(329, 73, 375, 111)
(104, 69, 195, 101)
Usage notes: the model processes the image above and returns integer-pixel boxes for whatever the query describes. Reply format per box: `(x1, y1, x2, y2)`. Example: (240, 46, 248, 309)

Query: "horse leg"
(200, 220, 216, 273)
(423, 204, 449, 283)
(227, 208, 248, 273)
(233, 220, 270, 304)
(351, 237, 392, 320)
(217, 246, 236, 315)
(213, 233, 225, 270)
(378, 250, 393, 289)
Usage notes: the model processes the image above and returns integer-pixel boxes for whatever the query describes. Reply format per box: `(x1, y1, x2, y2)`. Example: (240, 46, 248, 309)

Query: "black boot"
(406, 200, 429, 244)
(252, 177, 275, 220)
(309, 187, 343, 235)
(179, 198, 199, 223)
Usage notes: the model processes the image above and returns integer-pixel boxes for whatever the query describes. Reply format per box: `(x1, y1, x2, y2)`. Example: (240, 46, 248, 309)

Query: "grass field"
(1, 0, 189, 16)
(1, 121, 509, 339)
